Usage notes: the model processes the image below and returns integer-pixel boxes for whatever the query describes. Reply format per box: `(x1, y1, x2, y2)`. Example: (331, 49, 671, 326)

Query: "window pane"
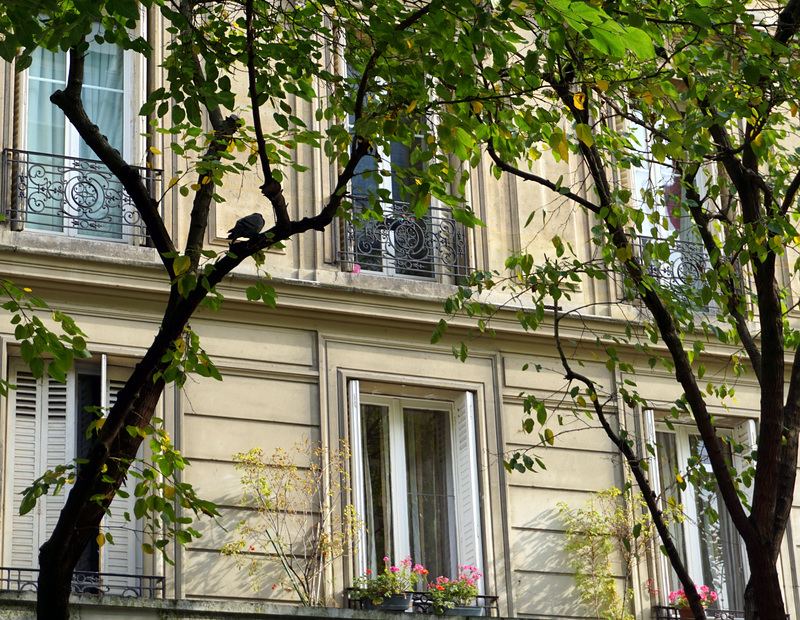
(403, 407, 454, 579)
(361, 403, 393, 572)
(656, 431, 686, 595)
(689, 436, 745, 609)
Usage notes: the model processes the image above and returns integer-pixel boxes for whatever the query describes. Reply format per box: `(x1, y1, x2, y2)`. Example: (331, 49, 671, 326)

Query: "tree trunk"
(749, 553, 786, 620)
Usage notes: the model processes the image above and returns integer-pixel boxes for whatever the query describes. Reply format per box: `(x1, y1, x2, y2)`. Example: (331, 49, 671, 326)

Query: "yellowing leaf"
(754, 132, 763, 147)
(528, 146, 541, 161)
(642, 90, 655, 106)
(596, 80, 609, 92)
(226, 141, 235, 152)
(164, 486, 176, 499)
(96, 533, 105, 548)
(676, 473, 683, 485)
(174, 338, 186, 354)
(499, 126, 512, 140)
(573, 92, 586, 110)
(576, 123, 594, 147)
(544, 428, 555, 446)
(96, 418, 106, 429)
(406, 100, 418, 114)
(168, 177, 179, 189)
(792, 103, 799, 117)
(190, 183, 201, 191)
(472, 101, 484, 114)
(149, 146, 162, 155)
(173, 255, 192, 276)
(405, 39, 412, 49)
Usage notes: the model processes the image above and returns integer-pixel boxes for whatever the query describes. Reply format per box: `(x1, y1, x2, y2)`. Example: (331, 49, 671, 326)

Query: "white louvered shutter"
(452, 392, 483, 585)
(9, 369, 41, 567)
(44, 376, 74, 539)
(101, 367, 141, 588)
(731, 419, 757, 510)
(8, 367, 75, 568)
(348, 380, 369, 576)
(731, 419, 757, 583)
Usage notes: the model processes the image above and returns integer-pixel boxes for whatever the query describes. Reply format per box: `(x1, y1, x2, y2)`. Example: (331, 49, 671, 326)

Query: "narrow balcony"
(1, 149, 162, 245)
(0, 566, 164, 598)
(336, 200, 470, 280)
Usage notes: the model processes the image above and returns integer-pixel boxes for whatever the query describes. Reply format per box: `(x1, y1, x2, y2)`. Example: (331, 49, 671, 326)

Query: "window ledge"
(0, 229, 162, 270)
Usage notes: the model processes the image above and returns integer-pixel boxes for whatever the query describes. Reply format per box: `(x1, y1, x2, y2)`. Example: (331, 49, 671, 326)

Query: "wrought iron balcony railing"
(0, 566, 164, 598)
(631, 235, 708, 293)
(654, 605, 789, 620)
(336, 199, 469, 279)
(345, 588, 500, 615)
(1, 149, 162, 244)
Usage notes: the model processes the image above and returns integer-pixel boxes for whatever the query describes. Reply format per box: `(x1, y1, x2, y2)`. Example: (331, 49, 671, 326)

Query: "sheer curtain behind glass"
(25, 25, 125, 238)
(361, 403, 393, 572)
(404, 408, 454, 580)
(26, 47, 67, 231)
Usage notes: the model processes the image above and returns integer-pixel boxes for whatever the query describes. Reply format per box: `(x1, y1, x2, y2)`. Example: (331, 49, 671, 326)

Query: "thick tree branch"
(681, 171, 762, 383)
(552, 310, 707, 620)
(246, 0, 291, 232)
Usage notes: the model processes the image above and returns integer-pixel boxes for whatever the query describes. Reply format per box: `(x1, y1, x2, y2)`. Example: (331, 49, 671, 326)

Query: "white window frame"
(348, 380, 483, 583)
(644, 409, 754, 610)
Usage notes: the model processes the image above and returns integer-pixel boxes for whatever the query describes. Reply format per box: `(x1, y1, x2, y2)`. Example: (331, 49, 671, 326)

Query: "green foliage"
(221, 441, 360, 606)
(0, 279, 90, 395)
(558, 488, 677, 620)
(156, 327, 223, 388)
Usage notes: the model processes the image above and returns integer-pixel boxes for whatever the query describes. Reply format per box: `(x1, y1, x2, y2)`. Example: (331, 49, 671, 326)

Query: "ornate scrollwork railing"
(654, 605, 789, 620)
(337, 199, 469, 279)
(1, 149, 162, 244)
(632, 235, 708, 292)
(0, 566, 164, 598)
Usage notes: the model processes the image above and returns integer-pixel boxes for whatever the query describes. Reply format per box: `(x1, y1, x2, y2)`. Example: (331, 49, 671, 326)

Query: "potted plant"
(352, 557, 428, 610)
(669, 586, 718, 619)
(426, 566, 483, 615)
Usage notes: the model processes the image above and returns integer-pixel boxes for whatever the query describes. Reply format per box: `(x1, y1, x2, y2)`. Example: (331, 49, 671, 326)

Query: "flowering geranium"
(669, 585, 718, 609)
(352, 557, 428, 604)
(426, 565, 483, 614)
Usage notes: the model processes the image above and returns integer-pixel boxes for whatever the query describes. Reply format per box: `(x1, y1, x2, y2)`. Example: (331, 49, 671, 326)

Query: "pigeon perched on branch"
(227, 213, 265, 242)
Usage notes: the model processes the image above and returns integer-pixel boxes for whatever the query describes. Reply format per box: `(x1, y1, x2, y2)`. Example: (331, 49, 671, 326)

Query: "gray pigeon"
(227, 213, 265, 241)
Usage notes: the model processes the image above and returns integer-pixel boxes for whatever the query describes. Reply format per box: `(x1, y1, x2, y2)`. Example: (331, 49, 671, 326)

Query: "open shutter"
(101, 366, 141, 587)
(731, 419, 757, 584)
(731, 419, 757, 510)
(348, 380, 368, 576)
(642, 408, 671, 605)
(44, 375, 73, 539)
(9, 369, 41, 567)
(7, 367, 74, 568)
(453, 392, 483, 584)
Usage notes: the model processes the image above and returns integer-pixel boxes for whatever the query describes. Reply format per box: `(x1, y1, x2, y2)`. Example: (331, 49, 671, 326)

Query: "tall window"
(337, 75, 469, 280)
(349, 382, 482, 582)
(645, 411, 753, 610)
(4, 359, 141, 586)
(629, 123, 711, 297)
(7, 23, 150, 242)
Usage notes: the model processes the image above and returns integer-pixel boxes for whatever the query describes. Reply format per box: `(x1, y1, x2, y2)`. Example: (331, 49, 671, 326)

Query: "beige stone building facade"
(0, 15, 797, 620)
